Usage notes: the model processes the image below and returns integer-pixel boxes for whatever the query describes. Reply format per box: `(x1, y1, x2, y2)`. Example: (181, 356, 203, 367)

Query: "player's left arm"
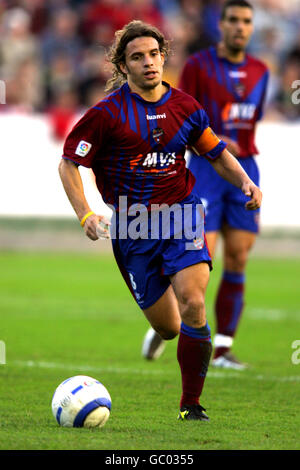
(209, 149, 262, 210)
(191, 125, 261, 211)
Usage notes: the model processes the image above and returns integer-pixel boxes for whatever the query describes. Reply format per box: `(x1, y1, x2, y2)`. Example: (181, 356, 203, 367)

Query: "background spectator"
(0, 0, 299, 129)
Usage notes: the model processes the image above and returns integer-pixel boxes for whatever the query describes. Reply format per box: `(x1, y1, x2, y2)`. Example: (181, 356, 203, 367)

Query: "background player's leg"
(213, 226, 256, 368)
(205, 231, 219, 258)
(170, 263, 212, 412)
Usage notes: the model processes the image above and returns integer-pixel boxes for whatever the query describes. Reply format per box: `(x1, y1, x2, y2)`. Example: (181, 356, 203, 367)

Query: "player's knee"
(180, 294, 206, 326)
(184, 293, 205, 312)
(225, 250, 248, 272)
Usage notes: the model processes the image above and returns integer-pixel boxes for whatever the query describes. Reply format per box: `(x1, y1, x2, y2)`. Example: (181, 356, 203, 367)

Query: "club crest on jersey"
(75, 140, 92, 157)
(234, 82, 245, 98)
(152, 127, 164, 144)
(193, 237, 204, 250)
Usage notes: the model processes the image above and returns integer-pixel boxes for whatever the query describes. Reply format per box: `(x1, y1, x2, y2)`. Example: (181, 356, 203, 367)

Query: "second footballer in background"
(143, 0, 269, 369)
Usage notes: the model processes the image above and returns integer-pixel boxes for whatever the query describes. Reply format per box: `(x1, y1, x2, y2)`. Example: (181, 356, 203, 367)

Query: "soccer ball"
(51, 375, 111, 428)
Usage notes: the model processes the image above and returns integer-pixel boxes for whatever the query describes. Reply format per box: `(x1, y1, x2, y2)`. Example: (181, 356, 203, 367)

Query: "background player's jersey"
(63, 82, 226, 209)
(179, 46, 269, 158)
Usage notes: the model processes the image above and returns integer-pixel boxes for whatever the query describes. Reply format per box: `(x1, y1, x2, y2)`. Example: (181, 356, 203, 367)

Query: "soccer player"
(143, 0, 269, 368)
(59, 20, 262, 421)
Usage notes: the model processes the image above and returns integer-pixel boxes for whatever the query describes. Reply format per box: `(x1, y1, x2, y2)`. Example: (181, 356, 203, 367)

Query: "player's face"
(120, 36, 165, 92)
(219, 7, 254, 52)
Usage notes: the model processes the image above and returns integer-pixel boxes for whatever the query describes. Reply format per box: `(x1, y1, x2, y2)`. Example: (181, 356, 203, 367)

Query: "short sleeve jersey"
(179, 47, 269, 158)
(63, 81, 226, 209)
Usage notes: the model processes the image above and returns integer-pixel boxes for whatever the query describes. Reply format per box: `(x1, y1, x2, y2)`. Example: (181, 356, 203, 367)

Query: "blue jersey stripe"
(222, 60, 235, 95)
(94, 104, 115, 119)
(113, 149, 126, 206)
(112, 97, 120, 109)
(135, 100, 149, 142)
(211, 99, 221, 133)
(210, 47, 223, 85)
(157, 86, 172, 106)
(202, 93, 210, 117)
(119, 89, 126, 123)
(202, 50, 213, 78)
(245, 71, 269, 105)
(195, 54, 203, 70)
(125, 93, 138, 133)
(161, 108, 207, 154)
(104, 106, 115, 119)
(229, 127, 238, 143)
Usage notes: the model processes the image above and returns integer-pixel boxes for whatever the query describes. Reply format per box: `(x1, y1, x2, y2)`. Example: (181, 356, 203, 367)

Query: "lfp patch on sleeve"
(75, 141, 92, 157)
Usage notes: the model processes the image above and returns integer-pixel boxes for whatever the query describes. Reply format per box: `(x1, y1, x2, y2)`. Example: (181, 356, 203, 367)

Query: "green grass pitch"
(0, 251, 299, 450)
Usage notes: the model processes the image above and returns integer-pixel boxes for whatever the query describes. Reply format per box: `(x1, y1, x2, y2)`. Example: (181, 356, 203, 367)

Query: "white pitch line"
(11, 360, 164, 376)
(8, 360, 300, 383)
(246, 308, 300, 322)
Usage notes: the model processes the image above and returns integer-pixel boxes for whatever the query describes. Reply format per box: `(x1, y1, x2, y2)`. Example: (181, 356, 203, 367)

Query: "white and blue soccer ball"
(51, 375, 111, 428)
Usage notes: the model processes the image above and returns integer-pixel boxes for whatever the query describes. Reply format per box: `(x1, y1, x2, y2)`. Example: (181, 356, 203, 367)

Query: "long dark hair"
(105, 20, 170, 93)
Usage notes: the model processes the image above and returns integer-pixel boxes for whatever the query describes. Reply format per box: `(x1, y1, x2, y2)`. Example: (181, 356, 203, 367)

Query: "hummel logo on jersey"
(229, 70, 247, 78)
(146, 113, 166, 120)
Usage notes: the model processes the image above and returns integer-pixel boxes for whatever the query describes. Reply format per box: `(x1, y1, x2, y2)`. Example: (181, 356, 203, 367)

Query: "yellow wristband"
(80, 211, 94, 227)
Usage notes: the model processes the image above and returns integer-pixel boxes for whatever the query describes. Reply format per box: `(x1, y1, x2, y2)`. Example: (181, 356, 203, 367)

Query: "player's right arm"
(58, 158, 110, 240)
(59, 105, 111, 240)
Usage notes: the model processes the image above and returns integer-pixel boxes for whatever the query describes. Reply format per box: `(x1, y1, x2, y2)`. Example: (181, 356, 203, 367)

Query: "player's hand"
(219, 135, 241, 157)
(241, 181, 262, 211)
(83, 213, 111, 240)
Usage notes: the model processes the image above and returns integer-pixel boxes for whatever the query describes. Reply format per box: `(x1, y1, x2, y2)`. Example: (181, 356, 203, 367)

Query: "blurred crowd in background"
(0, 0, 300, 141)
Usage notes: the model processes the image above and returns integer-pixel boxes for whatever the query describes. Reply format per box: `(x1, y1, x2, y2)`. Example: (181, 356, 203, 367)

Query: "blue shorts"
(188, 155, 260, 233)
(111, 194, 212, 310)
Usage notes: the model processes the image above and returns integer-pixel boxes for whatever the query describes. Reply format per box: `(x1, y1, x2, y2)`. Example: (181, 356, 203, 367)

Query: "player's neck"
(218, 43, 246, 64)
(127, 80, 168, 102)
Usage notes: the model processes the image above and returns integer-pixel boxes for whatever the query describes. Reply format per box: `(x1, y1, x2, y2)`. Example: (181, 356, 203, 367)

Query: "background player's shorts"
(188, 154, 260, 233)
(111, 193, 212, 310)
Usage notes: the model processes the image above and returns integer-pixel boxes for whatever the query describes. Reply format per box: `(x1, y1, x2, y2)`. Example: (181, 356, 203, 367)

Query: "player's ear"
(160, 52, 165, 67)
(119, 62, 128, 76)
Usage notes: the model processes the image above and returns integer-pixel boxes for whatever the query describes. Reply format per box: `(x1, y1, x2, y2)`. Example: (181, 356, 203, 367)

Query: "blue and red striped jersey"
(179, 46, 269, 158)
(63, 81, 226, 209)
